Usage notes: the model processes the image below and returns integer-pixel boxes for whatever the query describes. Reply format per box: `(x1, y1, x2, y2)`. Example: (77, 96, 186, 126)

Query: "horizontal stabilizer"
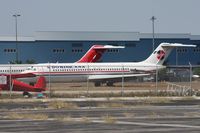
(93, 45, 125, 49)
(161, 43, 196, 47)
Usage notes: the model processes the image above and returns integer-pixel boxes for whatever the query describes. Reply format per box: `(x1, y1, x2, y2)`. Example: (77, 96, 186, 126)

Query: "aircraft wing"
(88, 74, 150, 80)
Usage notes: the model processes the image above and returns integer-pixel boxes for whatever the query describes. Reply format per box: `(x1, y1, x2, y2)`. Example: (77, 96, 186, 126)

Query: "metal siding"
(0, 42, 16, 63)
(0, 32, 199, 65)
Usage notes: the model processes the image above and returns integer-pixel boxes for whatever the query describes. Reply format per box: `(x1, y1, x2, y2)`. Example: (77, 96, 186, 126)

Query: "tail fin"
(34, 76, 46, 91)
(77, 45, 124, 63)
(143, 43, 196, 65)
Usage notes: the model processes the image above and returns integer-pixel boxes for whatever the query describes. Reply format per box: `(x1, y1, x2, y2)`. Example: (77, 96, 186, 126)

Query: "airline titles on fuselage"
(46, 65, 130, 73)
(50, 65, 86, 69)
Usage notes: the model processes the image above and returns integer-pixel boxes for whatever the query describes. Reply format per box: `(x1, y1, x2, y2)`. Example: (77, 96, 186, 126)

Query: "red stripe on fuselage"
(30, 70, 131, 76)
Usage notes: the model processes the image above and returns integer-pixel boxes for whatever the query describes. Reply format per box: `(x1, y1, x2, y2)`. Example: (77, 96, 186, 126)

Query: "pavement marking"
(1, 96, 200, 103)
(1, 118, 200, 129)
(92, 120, 200, 129)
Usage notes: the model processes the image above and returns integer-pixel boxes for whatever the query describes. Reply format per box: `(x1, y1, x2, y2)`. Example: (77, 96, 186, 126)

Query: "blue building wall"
(0, 38, 200, 65)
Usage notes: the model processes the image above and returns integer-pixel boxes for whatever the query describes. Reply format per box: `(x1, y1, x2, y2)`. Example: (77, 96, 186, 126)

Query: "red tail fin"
(77, 45, 105, 63)
(77, 45, 125, 63)
(34, 76, 46, 91)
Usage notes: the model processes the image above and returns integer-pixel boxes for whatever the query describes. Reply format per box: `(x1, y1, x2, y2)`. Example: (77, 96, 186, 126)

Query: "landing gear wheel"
(106, 82, 114, 86)
(94, 82, 101, 87)
(23, 91, 32, 98)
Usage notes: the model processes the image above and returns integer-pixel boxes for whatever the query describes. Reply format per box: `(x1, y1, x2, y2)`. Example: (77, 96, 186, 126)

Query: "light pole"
(13, 14, 21, 63)
(150, 16, 156, 52)
(176, 48, 178, 65)
(189, 62, 192, 95)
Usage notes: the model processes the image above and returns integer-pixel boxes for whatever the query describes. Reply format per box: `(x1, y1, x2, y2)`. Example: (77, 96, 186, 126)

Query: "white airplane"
(0, 44, 124, 95)
(21, 43, 196, 86)
(0, 45, 124, 74)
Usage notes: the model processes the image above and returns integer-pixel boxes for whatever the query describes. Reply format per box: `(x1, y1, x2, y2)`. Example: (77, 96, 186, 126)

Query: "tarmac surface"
(0, 97, 200, 133)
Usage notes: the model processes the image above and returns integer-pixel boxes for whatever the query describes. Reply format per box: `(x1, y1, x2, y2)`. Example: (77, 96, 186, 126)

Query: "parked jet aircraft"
(0, 45, 124, 95)
(0, 45, 124, 74)
(21, 43, 196, 87)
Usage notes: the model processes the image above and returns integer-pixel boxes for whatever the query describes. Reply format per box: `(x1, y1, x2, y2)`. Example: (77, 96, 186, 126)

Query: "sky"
(0, 0, 200, 36)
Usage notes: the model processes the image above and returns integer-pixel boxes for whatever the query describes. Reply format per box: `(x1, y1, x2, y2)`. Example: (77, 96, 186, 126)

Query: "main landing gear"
(23, 91, 32, 98)
(94, 82, 114, 87)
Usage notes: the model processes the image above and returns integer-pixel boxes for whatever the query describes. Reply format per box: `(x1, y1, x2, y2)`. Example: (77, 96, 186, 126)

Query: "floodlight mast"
(13, 14, 21, 63)
(150, 16, 156, 52)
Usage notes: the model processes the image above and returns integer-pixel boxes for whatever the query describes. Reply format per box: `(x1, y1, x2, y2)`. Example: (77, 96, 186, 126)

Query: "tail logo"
(157, 50, 165, 60)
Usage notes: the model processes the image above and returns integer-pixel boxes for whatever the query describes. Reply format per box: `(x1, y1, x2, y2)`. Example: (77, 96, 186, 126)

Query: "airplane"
(0, 44, 124, 96)
(0, 75, 46, 96)
(0, 45, 124, 74)
(20, 43, 196, 87)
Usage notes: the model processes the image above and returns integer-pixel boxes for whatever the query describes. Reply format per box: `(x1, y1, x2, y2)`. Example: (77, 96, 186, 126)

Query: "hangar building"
(0, 31, 200, 65)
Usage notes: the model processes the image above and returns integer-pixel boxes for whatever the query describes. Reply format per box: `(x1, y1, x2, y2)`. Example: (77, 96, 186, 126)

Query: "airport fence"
(0, 64, 199, 98)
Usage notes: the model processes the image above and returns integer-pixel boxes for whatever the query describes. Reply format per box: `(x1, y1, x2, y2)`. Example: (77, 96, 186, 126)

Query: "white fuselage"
(21, 62, 165, 83)
(0, 64, 32, 74)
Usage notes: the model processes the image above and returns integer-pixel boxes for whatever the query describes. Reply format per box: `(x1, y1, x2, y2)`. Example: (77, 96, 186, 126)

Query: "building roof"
(35, 31, 140, 41)
(0, 36, 34, 41)
(0, 31, 200, 41)
(139, 33, 191, 39)
(190, 35, 200, 40)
